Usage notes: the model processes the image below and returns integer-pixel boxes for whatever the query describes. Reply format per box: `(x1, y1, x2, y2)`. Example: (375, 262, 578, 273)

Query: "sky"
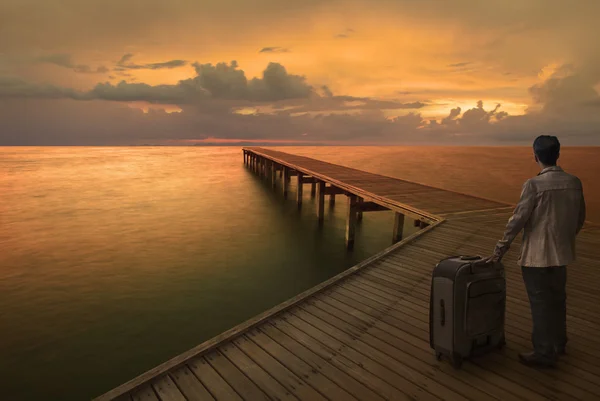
(0, 0, 599, 145)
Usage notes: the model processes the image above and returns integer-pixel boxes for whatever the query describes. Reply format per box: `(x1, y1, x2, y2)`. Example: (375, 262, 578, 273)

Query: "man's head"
(533, 135, 560, 167)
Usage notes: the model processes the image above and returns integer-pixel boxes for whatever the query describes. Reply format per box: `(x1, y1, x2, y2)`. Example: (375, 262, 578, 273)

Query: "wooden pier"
(95, 148, 600, 401)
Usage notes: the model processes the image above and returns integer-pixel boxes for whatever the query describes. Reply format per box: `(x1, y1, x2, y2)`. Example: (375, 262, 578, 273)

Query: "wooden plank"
(258, 323, 386, 401)
(170, 366, 215, 401)
(281, 313, 423, 400)
(357, 201, 389, 212)
(290, 308, 464, 401)
(324, 185, 346, 196)
(131, 385, 159, 401)
(331, 284, 589, 401)
(246, 328, 357, 400)
(188, 357, 243, 400)
(233, 335, 329, 400)
(204, 349, 270, 401)
(269, 317, 405, 400)
(309, 296, 523, 401)
(152, 375, 186, 401)
(219, 342, 298, 400)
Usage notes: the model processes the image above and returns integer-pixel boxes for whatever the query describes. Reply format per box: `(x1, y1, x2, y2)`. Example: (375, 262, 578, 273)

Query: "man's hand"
(486, 242, 509, 263)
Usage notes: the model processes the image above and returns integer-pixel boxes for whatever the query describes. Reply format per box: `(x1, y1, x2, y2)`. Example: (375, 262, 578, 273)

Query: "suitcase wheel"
(451, 355, 463, 369)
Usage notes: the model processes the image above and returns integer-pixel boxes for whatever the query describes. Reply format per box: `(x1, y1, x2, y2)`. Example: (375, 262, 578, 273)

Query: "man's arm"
(493, 179, 536, 257)
(576, 190, 586, 235)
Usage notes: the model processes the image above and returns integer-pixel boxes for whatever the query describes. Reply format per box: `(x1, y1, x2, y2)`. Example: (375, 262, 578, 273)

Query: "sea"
(1, 146, 598, 401)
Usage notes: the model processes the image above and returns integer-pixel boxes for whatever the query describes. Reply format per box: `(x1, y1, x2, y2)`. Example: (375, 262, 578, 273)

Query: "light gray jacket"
(496, 166, 586, 267)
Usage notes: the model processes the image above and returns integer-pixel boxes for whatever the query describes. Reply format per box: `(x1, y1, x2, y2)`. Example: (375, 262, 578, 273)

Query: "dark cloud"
(1, 60, 599, 145)
(35, 53, 108, 74)
(441, 107, 461, 125)
(259, 47, 290, 53)
(0, 60, 313, 104)
(448, 62, 472, 68)
(321, 85, 333, 97)
(334, 28, 355, 39)
(115, 53, 188, 70)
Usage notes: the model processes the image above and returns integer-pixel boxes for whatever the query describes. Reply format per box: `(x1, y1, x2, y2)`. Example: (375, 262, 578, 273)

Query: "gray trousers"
(521, 266, 567, 358)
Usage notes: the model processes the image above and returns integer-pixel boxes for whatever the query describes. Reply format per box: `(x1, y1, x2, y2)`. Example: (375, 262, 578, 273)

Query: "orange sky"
(0, 0, 599, 145)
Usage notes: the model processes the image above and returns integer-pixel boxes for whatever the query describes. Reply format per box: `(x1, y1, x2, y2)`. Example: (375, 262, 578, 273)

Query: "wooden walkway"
(95, 148, 600, 401)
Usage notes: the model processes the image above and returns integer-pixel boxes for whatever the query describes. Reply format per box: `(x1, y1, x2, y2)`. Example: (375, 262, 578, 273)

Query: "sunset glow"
(0, 0, 599, 145)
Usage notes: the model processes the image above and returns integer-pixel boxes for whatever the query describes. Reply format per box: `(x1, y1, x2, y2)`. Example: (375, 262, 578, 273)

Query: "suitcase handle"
(440, 300, 445, 326)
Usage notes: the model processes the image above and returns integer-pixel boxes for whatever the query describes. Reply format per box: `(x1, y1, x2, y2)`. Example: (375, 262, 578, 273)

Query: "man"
(488, 135, 586, 368)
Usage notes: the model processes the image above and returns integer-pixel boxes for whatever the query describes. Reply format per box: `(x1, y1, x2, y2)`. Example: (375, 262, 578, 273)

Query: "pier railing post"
(393, 212, 405, 243)
(346, 194, 358, 249)
(316, 181, 325, 222)
(297, 172, 304, 209)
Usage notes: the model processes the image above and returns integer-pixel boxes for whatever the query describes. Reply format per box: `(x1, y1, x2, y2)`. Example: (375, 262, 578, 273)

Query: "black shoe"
(518, 351, 556, 368)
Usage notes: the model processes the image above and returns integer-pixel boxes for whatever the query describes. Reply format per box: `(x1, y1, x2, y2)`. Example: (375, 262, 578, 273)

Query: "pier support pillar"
(329, 193, 336, 208)
(311, 182, 316, 198)
(346, 195, 358, 250)
(297, 173, 304, 209)
(282, 167, 289, 199)
(393, 212, 405, 243)
(271, 162, 277, 188)
(316, 181, 326, 223)
(357, 197, 364, 222)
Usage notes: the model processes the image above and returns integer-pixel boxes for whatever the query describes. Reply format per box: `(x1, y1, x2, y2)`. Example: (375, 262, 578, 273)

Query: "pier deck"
(96, 148, 600, 401)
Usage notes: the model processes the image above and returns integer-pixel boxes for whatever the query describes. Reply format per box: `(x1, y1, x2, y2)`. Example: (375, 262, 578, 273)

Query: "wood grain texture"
(95, 148, 600, 401)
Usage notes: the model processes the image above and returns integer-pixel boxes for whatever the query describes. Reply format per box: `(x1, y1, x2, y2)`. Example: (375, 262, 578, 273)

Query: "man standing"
(488, 135, 586, 367)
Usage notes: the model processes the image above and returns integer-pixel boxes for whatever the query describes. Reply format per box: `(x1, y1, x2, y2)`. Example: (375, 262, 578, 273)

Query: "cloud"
(1, 59, 599, 146)
(0, 60, 314, 104)
(448, 62, 472, 68)
(115, 53, 188, 70)
(334, 28, 355, 38)
(259, 47, 290, 53)
(35, 53, 108, 74)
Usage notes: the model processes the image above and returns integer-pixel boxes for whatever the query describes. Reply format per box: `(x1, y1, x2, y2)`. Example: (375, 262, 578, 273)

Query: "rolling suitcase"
(429, 255, 506, 368)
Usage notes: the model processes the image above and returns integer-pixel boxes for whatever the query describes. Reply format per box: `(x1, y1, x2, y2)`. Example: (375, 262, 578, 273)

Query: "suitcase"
(429, 255, 506, 368)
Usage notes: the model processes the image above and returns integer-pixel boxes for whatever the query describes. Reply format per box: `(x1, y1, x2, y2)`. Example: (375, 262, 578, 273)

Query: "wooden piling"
(282, 167, 288, 199)
(316, 181, 325, 222)
(393, 212, 405, 243)
(311, 182, 316, 198)
(357, 197, 364, 222)
(297, 173, 304, 209)
(271, 162, 277, 188)
(346, 195, 358, 249)
(329, 193, 336, 208)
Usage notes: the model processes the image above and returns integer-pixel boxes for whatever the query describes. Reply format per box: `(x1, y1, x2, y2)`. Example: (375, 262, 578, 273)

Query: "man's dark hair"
(533, 135, 560, 166)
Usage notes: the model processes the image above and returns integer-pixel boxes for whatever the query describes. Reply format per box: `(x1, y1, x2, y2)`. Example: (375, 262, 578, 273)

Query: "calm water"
(1, 146, 598, 401)
(1, 147, 415, 401)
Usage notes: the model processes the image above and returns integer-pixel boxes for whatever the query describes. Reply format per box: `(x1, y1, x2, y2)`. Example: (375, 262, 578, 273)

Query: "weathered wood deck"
(95, 147, 600, 401)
